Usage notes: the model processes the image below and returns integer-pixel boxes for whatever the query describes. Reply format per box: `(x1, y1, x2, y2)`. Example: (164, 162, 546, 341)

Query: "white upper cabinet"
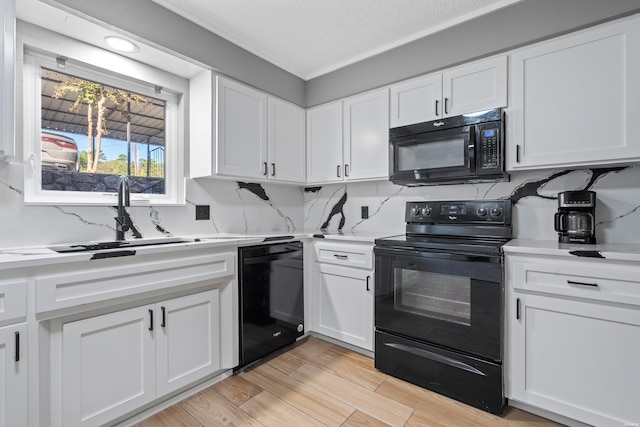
(306, 101, 344, 183)
(343, 88, 390, 181)
(1, 0, 15, 160)
(507, 14, 640, 171)
(216, 76, 268, 178)
(389, 73, 441, 128)
(307, 88, 389, 184)
(390, 55, 507, 127)
(442, 55, 507, 117)
(190, 72, 305, 183)
(267, 97, 306, 183)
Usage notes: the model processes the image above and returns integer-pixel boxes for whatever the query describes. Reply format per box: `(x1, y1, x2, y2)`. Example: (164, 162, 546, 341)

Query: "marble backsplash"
(0, 162, 304, 248)
(1, 159, 639, 249)
(305, 165, 640, 244)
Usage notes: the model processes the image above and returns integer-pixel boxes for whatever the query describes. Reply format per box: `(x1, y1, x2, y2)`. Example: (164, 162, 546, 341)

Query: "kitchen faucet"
(115, 175, 130, 240)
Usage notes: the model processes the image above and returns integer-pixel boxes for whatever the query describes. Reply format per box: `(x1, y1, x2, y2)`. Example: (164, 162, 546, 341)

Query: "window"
(40, 67, 167, 191)
(22, 38, 186, 205)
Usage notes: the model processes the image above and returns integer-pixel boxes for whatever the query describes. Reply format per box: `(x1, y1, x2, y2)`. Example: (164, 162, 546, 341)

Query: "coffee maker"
(554, 190, 596, 244)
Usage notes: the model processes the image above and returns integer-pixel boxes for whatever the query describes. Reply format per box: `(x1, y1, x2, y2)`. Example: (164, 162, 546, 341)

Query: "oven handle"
(384, 342, 487, 376)
(374, 245, 500, 263)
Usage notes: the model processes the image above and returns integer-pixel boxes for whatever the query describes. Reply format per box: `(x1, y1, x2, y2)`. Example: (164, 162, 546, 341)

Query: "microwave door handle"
(467, 130, 476, 170)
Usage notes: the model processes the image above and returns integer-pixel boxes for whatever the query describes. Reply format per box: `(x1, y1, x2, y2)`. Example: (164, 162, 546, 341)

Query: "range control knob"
(477, 207, 487, 217)
(490, 207, 502, 217)
(422, 207, 432, 216)
(411, 207, 420, 217)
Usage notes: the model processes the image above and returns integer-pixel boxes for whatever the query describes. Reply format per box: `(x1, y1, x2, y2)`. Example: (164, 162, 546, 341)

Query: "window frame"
(20, 26, 186, 206)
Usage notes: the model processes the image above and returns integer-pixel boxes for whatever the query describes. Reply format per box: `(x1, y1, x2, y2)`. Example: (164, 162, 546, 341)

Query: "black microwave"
(389, 108, 508, 186)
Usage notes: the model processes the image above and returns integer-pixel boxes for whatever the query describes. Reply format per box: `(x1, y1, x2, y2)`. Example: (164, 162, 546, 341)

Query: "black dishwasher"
(238, 241, 304, 368)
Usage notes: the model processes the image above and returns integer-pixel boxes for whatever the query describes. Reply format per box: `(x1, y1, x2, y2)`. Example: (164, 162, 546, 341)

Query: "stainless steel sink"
(49, 237, 199, 253)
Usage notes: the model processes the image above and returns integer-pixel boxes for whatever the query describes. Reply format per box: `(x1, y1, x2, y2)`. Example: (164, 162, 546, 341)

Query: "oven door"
(389, 125, 475, 185)
(374, 245, 502, 361)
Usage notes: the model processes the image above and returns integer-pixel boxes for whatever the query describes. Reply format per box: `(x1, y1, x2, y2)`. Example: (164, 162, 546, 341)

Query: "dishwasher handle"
(242, 250, 302, 265)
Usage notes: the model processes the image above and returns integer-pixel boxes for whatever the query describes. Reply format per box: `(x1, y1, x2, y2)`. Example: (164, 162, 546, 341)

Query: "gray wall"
(47, 0, 640, 108)
(45, 0, 307, 106)
(306, 0, 640, 106)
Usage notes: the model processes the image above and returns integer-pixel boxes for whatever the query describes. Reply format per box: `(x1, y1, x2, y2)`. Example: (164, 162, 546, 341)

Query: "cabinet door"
(442, 55, 507, 117)
(313, 263, 373, 351)
(216, 76, 268, 178)
(62, 306, 156, 427)
(343, 88, 389, 181)
(508, 293, 640, 427)
(306, 101, 343, 184)
(156, 290, 220, 396)
(508, 16, 640, 170)
(267, 97, 306, 183)
(0, 323, 27, 427)
(0, 0, 15, 160)
(389, 73, 441, 127)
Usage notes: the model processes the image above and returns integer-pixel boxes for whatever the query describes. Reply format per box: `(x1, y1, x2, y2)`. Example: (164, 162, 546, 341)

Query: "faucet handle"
(115, 217, 130, 232)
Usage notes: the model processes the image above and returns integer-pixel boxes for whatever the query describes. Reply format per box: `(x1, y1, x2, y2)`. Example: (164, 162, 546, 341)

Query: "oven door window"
(396, 269, 471, 325)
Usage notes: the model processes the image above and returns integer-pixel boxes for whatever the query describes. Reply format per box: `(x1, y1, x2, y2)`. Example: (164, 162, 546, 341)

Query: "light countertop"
(504, 239, 640, 262)
(0, 230, 396, 271)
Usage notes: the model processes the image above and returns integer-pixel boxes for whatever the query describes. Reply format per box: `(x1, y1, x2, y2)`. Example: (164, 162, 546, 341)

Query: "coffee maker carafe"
(554, 191, 596, 244)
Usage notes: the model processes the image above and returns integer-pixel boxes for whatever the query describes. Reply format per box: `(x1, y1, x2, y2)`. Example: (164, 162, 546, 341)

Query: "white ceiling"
(151, 0, 522, 80)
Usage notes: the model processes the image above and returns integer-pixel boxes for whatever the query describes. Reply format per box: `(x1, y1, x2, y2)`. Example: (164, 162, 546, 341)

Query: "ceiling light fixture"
(104, 36, 140, 53)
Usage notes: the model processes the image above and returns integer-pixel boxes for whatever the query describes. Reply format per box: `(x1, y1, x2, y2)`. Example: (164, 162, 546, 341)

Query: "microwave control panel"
(477, 124, 502, 173)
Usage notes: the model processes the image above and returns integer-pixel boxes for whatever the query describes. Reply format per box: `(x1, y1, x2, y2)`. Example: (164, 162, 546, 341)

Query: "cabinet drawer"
(0, 279, 27, 326)
(313, 241, 373, 269)
(507, 254, 640, 306)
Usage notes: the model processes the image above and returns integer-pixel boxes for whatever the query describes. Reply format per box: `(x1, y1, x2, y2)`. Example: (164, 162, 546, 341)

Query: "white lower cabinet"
(61, 289, 220, 427)
(311, 242, 374, 351)
(0, 323, 27, 427)
(506, 253, 640, 427)
(156, 291, 220, 396)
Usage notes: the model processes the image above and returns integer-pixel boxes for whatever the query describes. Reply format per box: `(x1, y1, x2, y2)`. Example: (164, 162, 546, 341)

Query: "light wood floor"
(137, 337, 564, 427)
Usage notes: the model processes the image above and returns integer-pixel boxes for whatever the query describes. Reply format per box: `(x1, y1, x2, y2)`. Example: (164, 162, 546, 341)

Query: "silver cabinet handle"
(271, 163, 276, 176)
(435, 99, 439, 116)
(345, 164, 349, 177)
(263, 162, 268, 176)
(567, 280, 599, 288)
(337, 165, 341, 178)
(444, 97, 449, 115)
(334, 254, 348, 260)
(366, 275, 371, 291)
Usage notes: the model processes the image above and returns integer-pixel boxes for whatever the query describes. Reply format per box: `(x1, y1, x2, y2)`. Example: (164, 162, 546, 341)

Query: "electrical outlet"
(361, 206, 369, 219)
(195, 205, 210, 220)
